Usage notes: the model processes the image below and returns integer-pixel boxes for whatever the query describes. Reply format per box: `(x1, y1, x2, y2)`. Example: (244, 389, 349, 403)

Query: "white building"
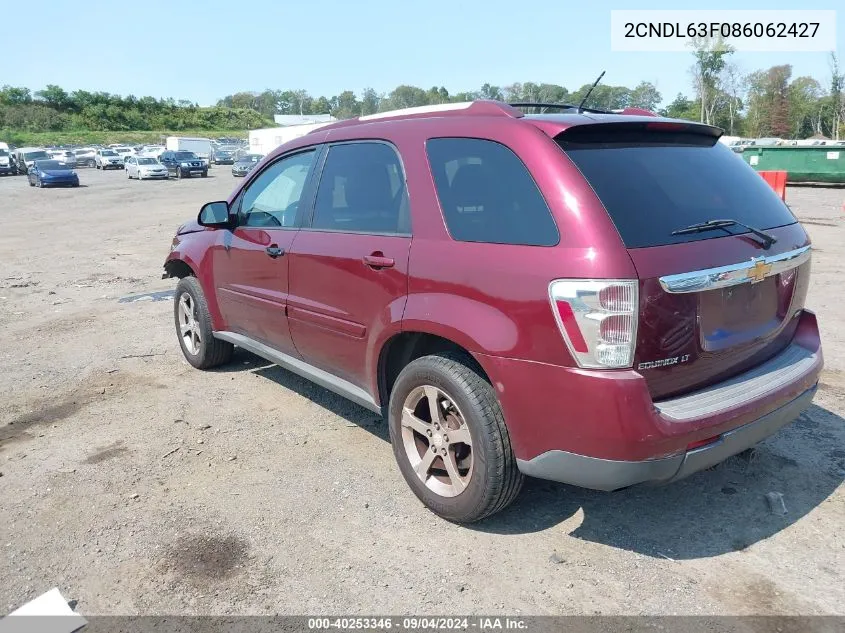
(273, 114, 336, 126)
(248, 122, 334, 156)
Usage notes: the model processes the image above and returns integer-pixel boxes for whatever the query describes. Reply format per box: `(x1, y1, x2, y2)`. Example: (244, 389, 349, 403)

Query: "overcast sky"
(3, 0, 842, 106)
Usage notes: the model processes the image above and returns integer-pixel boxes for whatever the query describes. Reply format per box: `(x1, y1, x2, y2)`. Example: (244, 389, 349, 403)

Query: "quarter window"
(239, 150, 316, 228)
(426, 138, 559, 246)
(311, 143, 409, 234)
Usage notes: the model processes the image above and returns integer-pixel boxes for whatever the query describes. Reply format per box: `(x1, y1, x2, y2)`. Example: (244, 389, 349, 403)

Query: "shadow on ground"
(217, 349, 844, 560)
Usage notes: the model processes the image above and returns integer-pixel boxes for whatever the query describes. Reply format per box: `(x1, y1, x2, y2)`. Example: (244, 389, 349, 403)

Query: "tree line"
(0, 85, 273, 135)
(3, 46, 843, 141)
(671, 42, 843, 139)
(215, 81, 664, 120)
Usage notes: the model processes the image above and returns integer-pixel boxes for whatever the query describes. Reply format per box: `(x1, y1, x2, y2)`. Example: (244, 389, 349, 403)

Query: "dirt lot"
(0, 166, 843, 616)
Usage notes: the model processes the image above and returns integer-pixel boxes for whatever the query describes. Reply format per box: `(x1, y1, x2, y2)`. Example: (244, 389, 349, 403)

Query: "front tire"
(201, 170, 208, 178)
(388, 352, 523, 523)
(173, 276, 233, 369)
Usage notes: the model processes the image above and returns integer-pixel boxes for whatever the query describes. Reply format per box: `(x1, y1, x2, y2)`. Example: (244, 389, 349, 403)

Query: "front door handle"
(266, 245, 285, 258)
(363, 253, 395, 269)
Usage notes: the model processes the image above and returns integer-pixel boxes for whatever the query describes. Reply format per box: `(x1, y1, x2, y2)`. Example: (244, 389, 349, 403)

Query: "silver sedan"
(126, 156, 169, 180)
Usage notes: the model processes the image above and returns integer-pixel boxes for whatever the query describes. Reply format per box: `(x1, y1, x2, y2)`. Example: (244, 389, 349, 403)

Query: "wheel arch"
(377, 331, 494, 412)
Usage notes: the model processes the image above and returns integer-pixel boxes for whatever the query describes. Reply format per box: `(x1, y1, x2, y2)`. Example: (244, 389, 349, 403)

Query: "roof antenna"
(577, 71, 605, 112)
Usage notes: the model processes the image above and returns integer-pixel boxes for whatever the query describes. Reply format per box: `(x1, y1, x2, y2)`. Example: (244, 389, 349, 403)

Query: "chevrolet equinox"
(164, 100, 822, 522)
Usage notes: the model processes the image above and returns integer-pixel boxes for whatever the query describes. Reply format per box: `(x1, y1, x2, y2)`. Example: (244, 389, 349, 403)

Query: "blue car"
(28, 160, 80, 188)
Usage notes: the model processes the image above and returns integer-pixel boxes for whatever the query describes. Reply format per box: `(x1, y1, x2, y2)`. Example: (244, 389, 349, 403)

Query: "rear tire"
(173, 276, 233, 369)
(388, 352, 524, 523)
(176, 167, 182, 179)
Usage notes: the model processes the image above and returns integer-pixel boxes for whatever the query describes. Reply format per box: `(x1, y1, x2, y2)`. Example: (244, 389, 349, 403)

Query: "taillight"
(549, 280, 639, 369)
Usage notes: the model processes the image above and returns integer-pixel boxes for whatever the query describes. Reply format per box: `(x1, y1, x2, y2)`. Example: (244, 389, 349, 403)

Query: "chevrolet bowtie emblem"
(747, 258, 773, 283)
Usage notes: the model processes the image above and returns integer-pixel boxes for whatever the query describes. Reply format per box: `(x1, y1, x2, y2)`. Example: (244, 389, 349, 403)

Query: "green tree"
(0, 86, 33, 105)
(360, 88, 380, 115)
(36, 85, 70, 110)
(629, 81, 661, 111)
(689, 36, 734, 124)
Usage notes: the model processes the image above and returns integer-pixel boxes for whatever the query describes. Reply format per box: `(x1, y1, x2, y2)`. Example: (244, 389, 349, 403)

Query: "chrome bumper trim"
(659, 245, 811, 294)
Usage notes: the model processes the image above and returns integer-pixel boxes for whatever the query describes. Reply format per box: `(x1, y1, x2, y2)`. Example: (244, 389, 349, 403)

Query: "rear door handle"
(266, 245, 285, 258)
(363, 254, 395, 269)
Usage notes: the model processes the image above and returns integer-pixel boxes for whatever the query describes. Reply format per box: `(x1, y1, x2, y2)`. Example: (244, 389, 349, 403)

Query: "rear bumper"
(477, 309, 822, 486)
(516, 384, 816, 490)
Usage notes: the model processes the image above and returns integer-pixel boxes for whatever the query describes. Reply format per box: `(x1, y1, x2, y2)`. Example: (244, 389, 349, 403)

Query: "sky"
(1, 0, 842, 107)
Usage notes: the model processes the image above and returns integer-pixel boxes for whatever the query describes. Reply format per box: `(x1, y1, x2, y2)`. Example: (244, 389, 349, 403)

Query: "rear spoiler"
(557, 120, 723, 147)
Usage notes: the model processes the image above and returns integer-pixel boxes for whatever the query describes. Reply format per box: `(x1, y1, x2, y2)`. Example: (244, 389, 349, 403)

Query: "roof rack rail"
(310, 100, 523, 133)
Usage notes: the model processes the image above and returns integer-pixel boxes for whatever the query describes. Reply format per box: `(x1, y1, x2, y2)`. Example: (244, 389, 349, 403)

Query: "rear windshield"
(557, 129, 797, 248)
(36, 161, 70, 170)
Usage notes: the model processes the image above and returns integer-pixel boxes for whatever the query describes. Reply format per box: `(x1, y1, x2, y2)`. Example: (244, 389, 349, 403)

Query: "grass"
(1, 129, 249, 146)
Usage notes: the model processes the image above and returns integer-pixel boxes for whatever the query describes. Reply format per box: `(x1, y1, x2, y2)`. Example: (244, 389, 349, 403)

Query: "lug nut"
(434, 424, 440, 430)
(426, 429, 433, 437)
(431, 445, 437, 452)
(443, 435, 449, 443)
(441, 448, 447, 455)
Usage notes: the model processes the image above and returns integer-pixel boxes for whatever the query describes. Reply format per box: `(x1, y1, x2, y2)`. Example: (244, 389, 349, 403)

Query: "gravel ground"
(0, 167, 843, 616)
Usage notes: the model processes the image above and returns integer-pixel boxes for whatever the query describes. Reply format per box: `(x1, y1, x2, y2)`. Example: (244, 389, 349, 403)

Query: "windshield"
(101, 150, 117, 156)
(557, 132, 797, 248)
(137, 158, 158, 165)
(25, 151, 50, 160)
(0, 149, 8, 157)
(36, 160, 70, 170)
(240, 155, 262, 163)
(174, 151, 198, 160)
(115, 148, 131, 153)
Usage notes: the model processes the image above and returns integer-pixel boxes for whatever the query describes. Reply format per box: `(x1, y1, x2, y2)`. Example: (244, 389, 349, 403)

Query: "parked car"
(27, 159, 79, 187)
(74, 148, 97, 167)
(210, 145, 238, 165)
(138, 145, 165, 158)
(231, 153, 262, 176)
(0, 142, 16, 175)
(159, 150, 208, 178)
(113, 146, 134, 160)
(125, 156, 169, 180)
(12, 147, 50, 174)
(48, 150, 78, 167)
(95, 149, 124, 170)
(163, 101, 822, 523)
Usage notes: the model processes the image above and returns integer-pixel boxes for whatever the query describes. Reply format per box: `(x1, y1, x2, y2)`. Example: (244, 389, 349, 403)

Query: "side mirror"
(198, 201, 231, 227)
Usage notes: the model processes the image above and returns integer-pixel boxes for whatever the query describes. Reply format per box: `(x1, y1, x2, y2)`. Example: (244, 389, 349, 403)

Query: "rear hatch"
(557, 122, 811, 400)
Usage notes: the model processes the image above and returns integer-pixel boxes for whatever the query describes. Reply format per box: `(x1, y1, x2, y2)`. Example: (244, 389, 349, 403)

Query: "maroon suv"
(164, 101, 822, 522)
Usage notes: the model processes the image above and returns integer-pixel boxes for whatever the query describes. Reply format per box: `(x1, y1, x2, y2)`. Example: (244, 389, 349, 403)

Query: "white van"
(165, 137, 212, 163)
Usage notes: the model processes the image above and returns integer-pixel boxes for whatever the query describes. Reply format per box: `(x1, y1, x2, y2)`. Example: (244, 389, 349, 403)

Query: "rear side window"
(426, 138, 558, 246)
(558, 130, 797, 248)
(311, 142, 409, 234)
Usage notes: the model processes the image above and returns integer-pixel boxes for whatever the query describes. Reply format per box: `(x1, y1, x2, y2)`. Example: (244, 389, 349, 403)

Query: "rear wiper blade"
(671, 219, 777, 249)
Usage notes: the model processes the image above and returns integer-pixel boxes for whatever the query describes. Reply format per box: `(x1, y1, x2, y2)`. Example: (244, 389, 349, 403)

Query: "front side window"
(239, 150, 316, 228)
(311, 142, 408, 234)
(426, 138, 558, 246)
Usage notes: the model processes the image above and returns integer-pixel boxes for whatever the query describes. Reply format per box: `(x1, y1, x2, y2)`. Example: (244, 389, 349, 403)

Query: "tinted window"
(426, 138, 558, 246)
(558, 132, 797, 248)
(174, 151, 198, 160)
(239, 150, 315, 228)
(25, 151, 50, 160)
(311, 143, 409, 234)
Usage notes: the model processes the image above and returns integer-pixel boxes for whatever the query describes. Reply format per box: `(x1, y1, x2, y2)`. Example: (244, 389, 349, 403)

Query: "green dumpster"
(741, 146, 845, 183)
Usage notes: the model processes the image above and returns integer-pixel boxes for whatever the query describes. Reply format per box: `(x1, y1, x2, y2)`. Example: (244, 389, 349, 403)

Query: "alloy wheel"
(401, 385, 473, 497)
(177, 292, 202, 355)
